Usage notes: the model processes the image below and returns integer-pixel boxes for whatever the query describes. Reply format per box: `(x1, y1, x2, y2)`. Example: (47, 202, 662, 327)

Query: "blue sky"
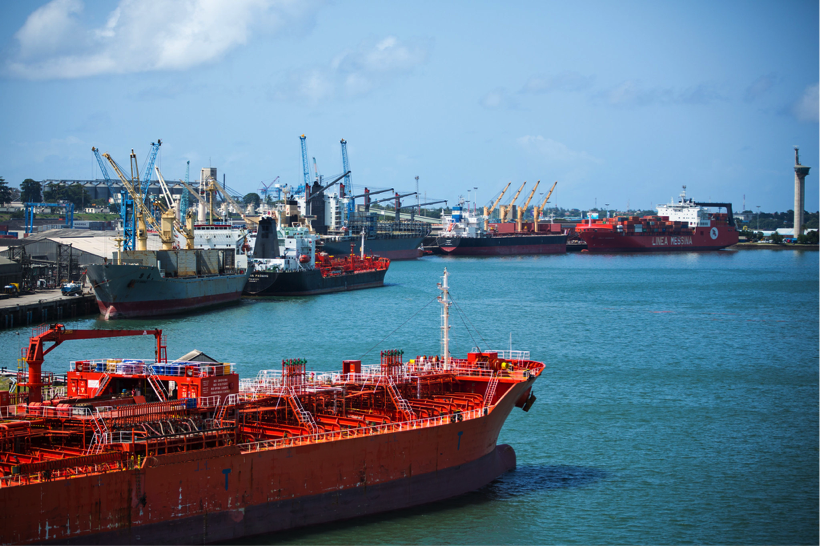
(0, 0, 817, 213)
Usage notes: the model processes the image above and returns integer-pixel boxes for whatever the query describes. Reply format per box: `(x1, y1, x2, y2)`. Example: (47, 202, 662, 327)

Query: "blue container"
(185, 398, 197, 409)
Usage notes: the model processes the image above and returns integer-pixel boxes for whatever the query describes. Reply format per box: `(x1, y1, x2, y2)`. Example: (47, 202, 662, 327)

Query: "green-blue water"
(1, 250, 817, 544)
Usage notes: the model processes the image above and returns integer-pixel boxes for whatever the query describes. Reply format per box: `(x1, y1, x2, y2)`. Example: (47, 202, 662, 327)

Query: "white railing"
(488, 350, 530, 362)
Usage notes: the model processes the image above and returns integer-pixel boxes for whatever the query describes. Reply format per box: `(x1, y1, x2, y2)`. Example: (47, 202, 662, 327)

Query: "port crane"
(499, 181, 526, 223)
(154, 166, 195, 248)
(211, 176, 260, 227)
(533, 181, 558, 231)
(366, 192, 417, 220)
(348, 187, 394, 214)
(103, 151, 176, 252)
(483, 182, 511, 230)
(22, 323, 164, 403)
(91, 147, 119, 213)
(517, 180, 540, 231)
(300, 135, 311, 189)
(405, 199, 448, 221)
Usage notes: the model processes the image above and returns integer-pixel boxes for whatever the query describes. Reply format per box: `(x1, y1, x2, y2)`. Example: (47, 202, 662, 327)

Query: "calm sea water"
(1, 249, 817, 545)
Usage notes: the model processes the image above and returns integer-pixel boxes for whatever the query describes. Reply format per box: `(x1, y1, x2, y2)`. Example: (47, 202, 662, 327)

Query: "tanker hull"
(436, 233, 567, 256)
(320, 236, 424, 260)
(244, 267, 387, 296)
(0, 379, 533, 545)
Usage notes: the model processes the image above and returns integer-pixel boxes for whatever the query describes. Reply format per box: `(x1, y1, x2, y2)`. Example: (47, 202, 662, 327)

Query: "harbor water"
(1, 249, 817, 544)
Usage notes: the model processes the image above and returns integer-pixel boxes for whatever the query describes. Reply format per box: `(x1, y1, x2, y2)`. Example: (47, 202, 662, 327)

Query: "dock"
(0, 290, 98, 330)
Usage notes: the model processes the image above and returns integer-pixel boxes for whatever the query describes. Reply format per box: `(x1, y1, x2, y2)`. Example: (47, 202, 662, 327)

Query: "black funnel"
(253, 217, 280, 259)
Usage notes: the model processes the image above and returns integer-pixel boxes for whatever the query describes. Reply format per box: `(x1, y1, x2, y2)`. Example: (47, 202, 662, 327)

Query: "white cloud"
(6, 0, 321, 80)
(479, 87, 518, 110)
(521, 71, 593, 94)
(271, 35, 430, 102)
(599, 80, 723, 107)
(793, 83, 819, 123)
(517, 135, 600, 164)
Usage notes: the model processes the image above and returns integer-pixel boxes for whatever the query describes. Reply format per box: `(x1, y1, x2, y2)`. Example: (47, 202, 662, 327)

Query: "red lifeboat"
(299, 254, 310, 263)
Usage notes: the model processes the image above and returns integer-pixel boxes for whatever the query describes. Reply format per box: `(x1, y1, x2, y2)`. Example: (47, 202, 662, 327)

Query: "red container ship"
(575, 187, 738, 252)
(0, 270, 542, 544)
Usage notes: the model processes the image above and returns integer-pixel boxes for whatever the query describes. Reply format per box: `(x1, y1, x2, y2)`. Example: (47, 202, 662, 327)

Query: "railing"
(238, 406, 488, 455)
(69, 359, 236, 377)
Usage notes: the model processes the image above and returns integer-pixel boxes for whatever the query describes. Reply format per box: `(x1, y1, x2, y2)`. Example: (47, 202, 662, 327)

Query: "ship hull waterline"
(436, 234, 567, 256)
(86, 264, 249, 319)
(0, 378, 534, 545)
(243, 268, 387, 297)
(320, 236, 424, 260)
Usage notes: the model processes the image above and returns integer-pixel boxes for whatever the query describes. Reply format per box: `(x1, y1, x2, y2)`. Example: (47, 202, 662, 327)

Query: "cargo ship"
(86, 247, 250, 319)
(0, 270, 543, 544)
(244, 217, 390, 296)
(575, 187, 738, 252)
(299, 184, 428, 260)
(435, 202, 567, 256)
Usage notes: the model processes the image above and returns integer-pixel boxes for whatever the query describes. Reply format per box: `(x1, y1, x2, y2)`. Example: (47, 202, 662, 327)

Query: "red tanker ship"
(0, 270, 542, 544)
(575, 187, 738, 252)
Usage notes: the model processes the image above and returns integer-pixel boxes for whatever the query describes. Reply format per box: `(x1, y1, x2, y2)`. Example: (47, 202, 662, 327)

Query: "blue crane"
(340, 138, 354, 226)
(180, 160, 190, 218)
(92, 146, 119, 213)
(138, 139, 162, 205)
(300, 135, 311, 192)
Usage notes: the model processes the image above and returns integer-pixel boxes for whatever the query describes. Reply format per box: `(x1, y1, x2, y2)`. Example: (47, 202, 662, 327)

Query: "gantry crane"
(300, 135, 311, 189)
(533, 181, 558, 232)
(155, 166, 195, 249)
(517, 180, 540, 231)
(483, 182, 511, 230)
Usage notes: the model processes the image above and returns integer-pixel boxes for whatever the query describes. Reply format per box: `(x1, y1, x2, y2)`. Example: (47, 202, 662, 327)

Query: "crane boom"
(23, 323, 163, 403)
(521, 180, 540, 211)
(211, 177, 258, 226)
(348, 188, 393, 200)
(370, 192, 415, 205)
(139, 140, 162, 201)
(180, 179, 209, 209)
(539, 181, 558, 209)
(506, 181, 527, 207)
(103, 153, 166, 240)
(487, 182, 511, 216)
(92, 147, 118, 213)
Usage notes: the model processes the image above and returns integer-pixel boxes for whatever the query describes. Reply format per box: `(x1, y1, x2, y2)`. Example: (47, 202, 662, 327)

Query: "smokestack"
(794, 147, 811, 237)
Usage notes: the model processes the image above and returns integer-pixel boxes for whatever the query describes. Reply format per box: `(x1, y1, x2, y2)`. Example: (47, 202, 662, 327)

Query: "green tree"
(43, 182, 90, 209)
(243, 192, 261, 207)
(20, 179, 42, 202)
(770, 232, 783, 244)
(0, 176, 12, 206)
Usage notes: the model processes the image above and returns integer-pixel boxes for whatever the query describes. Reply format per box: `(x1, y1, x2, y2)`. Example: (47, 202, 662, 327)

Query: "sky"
(0, 0, 817, 214)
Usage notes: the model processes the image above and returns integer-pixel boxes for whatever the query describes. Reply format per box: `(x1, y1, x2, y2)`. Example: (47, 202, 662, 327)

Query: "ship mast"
(437, 268, 451, 369)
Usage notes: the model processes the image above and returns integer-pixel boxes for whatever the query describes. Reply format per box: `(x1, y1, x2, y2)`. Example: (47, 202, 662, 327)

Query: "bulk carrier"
(435, 201, 567, 256)
(0, 270, 542, 544)
(575, 187, 738, 252)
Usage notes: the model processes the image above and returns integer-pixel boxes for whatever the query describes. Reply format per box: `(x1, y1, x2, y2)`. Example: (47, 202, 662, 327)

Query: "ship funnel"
(254, 217, 281, 259)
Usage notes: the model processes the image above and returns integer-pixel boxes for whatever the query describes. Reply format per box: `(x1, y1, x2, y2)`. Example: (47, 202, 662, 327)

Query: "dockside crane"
(367, 192, 416, 220)
(340, 138, 353, 224)
(300, 135, 311, 190)
(138, 140, 162, 206)
(348, 187, 394, 214)
(483, 182, 511, 230)
(103, 151, 176, 252)
(92, 146, 119, 213)
(155, 166, 195, 248)
(405, 199, 447, 221)
(499, 181, 526, 223)
(517, 180, 540, 231)
(533, 181, 558, 232)
(211, 176, 261, 227)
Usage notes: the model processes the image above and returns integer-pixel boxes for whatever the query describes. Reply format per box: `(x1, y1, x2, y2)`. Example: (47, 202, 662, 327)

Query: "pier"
(0, 290, 98, 330)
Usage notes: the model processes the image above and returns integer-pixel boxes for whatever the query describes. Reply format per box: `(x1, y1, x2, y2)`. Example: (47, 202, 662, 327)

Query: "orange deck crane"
(533, 181, 558, 232)
(483, 182, 511, 230)
(499, 181, 526, 223)
(22, 324, 165, 403)
(517, 180, 541, 232)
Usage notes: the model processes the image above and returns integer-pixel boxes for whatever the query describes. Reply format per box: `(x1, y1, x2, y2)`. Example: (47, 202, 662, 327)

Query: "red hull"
(0, 379, 533, 544)
(578, 223, 738, 252)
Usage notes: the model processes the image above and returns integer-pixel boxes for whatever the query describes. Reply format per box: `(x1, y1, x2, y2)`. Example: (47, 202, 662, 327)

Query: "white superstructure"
(656, 186, 710, 228)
